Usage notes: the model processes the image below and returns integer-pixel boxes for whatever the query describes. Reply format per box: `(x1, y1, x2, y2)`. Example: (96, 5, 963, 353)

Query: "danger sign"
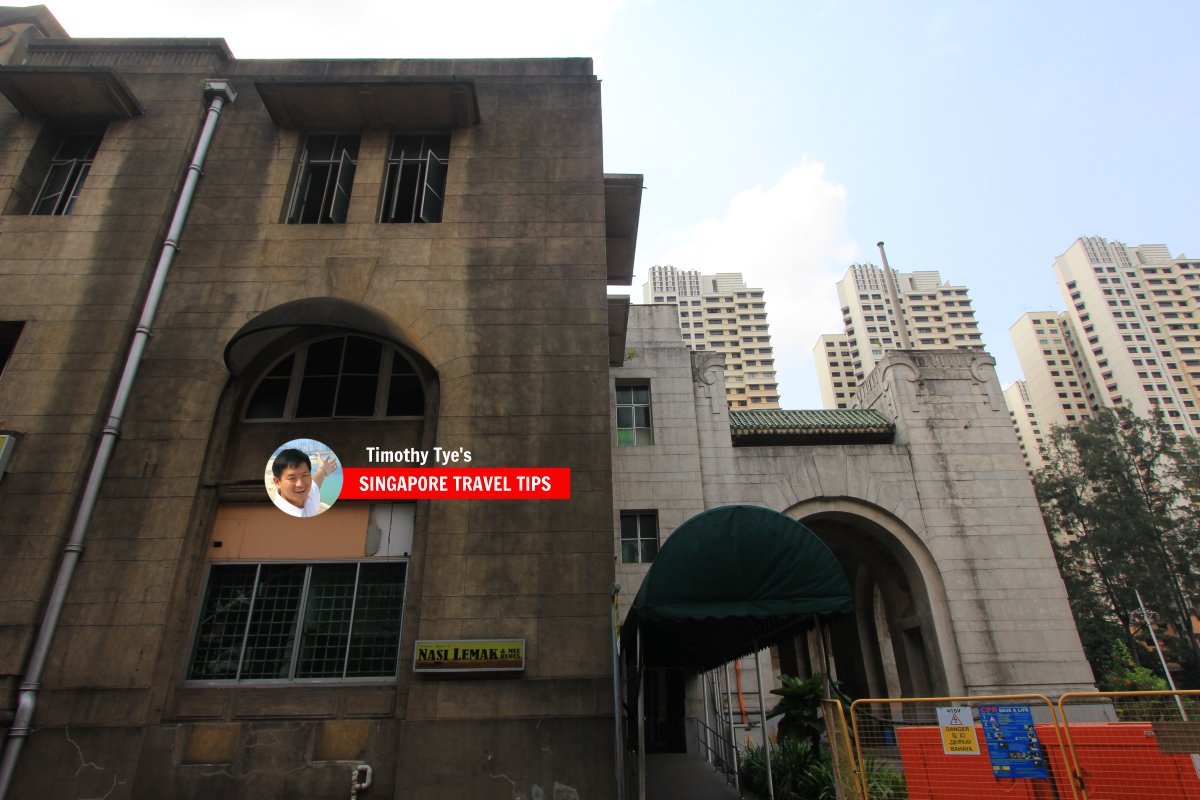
(936, 706, 981, 755)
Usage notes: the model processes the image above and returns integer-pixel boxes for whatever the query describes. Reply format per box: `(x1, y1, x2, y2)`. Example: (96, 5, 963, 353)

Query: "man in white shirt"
(270, 448, 339, 518)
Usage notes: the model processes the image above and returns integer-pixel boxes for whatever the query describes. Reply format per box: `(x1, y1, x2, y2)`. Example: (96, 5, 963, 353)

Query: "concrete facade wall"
(614, 306, 1095, 702)
(0, 35, 618, 800)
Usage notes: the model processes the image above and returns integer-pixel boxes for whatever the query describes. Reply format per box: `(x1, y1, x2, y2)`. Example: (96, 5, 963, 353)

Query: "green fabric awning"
(621, 505, 852, 671)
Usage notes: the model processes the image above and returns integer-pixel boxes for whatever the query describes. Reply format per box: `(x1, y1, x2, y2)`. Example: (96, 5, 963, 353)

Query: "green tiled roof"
(729, 409, 894, 435)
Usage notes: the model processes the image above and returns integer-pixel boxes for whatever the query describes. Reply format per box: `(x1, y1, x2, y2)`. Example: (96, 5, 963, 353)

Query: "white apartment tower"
(643, 266, 781, 409)
(1002, 380, 1047, 471)
(1008, 237, 1200, 447)
(814, 263, 984, 408)
(1009, 311, 1096, 433)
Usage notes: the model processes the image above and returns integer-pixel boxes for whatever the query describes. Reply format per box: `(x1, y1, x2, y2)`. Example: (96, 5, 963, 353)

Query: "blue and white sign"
(977, 704, 1048, 780)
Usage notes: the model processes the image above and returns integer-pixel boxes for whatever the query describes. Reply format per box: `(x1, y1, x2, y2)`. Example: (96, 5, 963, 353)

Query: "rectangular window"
(187, 561, 406, 682)
(286, 134, 360, 224)
(380, 134, 450, 223)
(31, 132, 101, 216)
(620, 512, 659, 564)
(615, 383, 653, 446)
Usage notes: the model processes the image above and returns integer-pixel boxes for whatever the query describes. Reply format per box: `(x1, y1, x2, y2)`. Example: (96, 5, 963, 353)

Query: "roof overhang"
(255, 79, 480, 130)
(608, 296, 630, 366)
(728, 409, 895, 447)
(621, 505, 852, 671)
(0, 67, 142, 122)
(224, 297, 420, 376)
(604, 173, 642, 287)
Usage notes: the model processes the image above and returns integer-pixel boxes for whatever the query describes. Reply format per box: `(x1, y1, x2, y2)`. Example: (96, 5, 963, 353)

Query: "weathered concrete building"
(614, 306, 1095, 754)
(0, 7, 1096, 799)
(0, 7, 638, 798)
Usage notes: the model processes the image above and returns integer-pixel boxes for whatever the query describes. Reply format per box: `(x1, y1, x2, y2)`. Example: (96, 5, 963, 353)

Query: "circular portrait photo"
(265, 438, 342, 518)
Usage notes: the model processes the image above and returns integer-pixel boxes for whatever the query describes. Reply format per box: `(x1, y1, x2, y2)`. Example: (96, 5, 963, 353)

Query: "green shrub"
(862, 756, 907, 799)
(739, 740, 907, 800)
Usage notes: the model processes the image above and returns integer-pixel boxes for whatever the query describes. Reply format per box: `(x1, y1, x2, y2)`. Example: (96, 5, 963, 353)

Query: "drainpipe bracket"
(203, 80, 236, 104)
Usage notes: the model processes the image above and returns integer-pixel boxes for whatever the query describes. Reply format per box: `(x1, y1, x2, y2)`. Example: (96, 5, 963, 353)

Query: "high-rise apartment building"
(1003, 380, 1047, 470)
(1006, 237, 1200, 452)
(814, 263, 984, 408)
(646, 263, 701, 297)
(643, 267, 781, 408)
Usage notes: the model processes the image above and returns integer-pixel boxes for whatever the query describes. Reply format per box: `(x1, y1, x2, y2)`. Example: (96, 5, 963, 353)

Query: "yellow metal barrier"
(823, 698, 864, 800)
(848, 694, 1077, 799)
(1057, 689, 1200, 799)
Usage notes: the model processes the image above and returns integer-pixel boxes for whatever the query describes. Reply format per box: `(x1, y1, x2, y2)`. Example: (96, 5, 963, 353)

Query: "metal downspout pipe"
(0, 79, 236, 800)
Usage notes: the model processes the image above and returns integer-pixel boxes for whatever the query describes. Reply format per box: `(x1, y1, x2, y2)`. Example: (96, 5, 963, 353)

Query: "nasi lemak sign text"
(414, 639, 525, 673)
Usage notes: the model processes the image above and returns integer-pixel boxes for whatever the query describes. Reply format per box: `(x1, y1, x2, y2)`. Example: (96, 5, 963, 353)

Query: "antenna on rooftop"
(877, 241, 912, 350)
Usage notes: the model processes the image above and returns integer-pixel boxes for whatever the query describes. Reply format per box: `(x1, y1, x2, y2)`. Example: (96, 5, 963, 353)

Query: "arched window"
(244, 334, 424, 420)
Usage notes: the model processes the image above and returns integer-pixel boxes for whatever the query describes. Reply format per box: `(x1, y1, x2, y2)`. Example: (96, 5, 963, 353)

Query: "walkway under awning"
(621, 505, 852, 671)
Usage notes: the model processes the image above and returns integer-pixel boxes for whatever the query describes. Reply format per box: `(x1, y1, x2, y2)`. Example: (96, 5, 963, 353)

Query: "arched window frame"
(242, 333, 425, 421)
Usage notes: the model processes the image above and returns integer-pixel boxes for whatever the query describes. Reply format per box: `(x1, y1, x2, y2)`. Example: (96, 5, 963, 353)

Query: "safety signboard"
(936, 706, 981, 755)
(977, 705, 1049, 779)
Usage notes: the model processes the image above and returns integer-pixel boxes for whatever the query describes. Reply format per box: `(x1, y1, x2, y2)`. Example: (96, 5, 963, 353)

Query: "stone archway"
(783, 498, 966, 698)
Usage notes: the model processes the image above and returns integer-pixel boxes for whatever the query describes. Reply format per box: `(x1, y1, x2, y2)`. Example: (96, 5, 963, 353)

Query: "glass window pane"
(617, 429, 634, 446)
(615, 386, 632, 404)
(306, 134, 335, 161)
(58, 132, 101, 160)
(392, 355, 417, 376)
(393, 162, 421, 223)
(636, 426, 653, 445)
(426, 135, 451, 160)
(335, 374, 379, 417)
(392, 134, 423, 159)
(62, 163, 92, 215)
(328, 150, 356, 223)
(620, 515, 638, 540)
(188, 565, 258, 680)
(305, 338, 344, 376)
(386, 374, 424, 416)
(633, 387, 650, 404)
(641, 539, 658, 562)
(616, 407, 633, 428)
(380, 162, 402, 222)
(266, 353, 295, 378)
(342, 336, 382, 374)
(335, 135, 360, 159)
(295, 376, 336, 418)
(621, 542, 639, 564)
(31, 163, 72, 215)
(634, 407, 651, 427)
(346, 563, 407, 677)
(296, 162, 332, 224)
(246, 377, 289, 419)
(295, 564, 357, 678)
(239, 564, 306, 679)
(419, 154, 446, 223)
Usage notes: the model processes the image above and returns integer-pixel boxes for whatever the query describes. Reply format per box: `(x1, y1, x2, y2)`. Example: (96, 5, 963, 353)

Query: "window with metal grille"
(244, 334, 424, 420)
(31, 132, 101, 216)
(286, 134, 360, 224)
(620, 512, 658, 564)
(187, 561, 407, 681)
(616, 383, 653, 446)
(379, 134, 449, 223)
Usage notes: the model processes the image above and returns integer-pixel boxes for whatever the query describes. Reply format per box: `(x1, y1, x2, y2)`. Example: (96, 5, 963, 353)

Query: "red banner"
(341, 468, 570, 500)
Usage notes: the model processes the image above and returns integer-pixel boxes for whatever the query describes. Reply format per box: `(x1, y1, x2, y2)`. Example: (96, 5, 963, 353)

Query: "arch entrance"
(784, 499, 965, 700)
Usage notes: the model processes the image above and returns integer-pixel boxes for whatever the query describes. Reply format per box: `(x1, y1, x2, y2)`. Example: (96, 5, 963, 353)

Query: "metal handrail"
(693, 716, 738, 781)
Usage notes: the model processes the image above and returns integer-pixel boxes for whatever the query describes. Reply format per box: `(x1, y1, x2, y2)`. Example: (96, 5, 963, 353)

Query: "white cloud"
(652, 160, 857, 408)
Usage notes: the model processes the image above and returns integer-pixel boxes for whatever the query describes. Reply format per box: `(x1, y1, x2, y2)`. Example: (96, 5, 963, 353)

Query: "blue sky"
(43, 0, 1200, 407)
